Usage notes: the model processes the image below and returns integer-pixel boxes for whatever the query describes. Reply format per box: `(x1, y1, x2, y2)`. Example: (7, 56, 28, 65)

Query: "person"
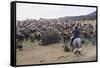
(70, 27, 80, 49)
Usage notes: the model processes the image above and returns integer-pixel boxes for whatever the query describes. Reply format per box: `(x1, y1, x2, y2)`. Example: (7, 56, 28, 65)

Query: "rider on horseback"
(70, 27, 80, 48)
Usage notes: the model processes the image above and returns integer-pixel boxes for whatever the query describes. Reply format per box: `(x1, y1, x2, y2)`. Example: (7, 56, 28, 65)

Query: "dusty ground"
(16, 40, 97, 65)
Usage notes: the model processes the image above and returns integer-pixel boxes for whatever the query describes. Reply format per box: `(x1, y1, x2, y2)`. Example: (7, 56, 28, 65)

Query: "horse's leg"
(77, 49, 81, 56)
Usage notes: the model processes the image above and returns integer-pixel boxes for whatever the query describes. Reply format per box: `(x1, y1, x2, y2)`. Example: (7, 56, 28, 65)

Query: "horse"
(72, 38, 82, 56)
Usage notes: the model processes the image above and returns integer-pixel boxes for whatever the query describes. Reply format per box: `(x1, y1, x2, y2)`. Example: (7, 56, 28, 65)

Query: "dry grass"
(16, 40, 97, 65)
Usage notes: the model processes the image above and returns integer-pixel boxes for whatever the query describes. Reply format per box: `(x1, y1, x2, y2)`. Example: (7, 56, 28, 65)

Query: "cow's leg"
(64, 41, 70, 52)
(18, 44, 23, 51)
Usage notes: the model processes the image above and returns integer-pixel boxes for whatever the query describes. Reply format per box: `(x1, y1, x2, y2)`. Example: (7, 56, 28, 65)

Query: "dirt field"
(16, 40, 97, 65)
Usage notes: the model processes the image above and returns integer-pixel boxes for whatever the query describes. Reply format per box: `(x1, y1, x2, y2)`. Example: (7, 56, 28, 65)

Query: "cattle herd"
(16, 18, 97, 52)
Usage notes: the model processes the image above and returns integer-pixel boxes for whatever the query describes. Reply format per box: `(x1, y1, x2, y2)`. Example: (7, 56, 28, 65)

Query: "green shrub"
(41, 30, 61, 45)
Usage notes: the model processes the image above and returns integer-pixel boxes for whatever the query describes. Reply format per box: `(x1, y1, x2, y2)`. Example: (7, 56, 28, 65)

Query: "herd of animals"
(16, 18, 96, 55)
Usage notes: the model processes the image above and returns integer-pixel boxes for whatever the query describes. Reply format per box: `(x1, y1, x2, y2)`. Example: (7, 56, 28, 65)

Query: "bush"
(41, 30, 61, 45)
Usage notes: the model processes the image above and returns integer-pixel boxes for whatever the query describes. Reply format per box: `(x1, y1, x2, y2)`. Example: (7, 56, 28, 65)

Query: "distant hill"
(58, 11, 96, 22)
(87, 11, 96, 17)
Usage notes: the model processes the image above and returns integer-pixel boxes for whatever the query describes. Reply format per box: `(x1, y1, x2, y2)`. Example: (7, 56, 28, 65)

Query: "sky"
(16, 3, 96, 21)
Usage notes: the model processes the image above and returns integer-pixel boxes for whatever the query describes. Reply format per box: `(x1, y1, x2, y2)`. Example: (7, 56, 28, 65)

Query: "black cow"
(16, 43, 23, 51)
(16, 33, 24, 43)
